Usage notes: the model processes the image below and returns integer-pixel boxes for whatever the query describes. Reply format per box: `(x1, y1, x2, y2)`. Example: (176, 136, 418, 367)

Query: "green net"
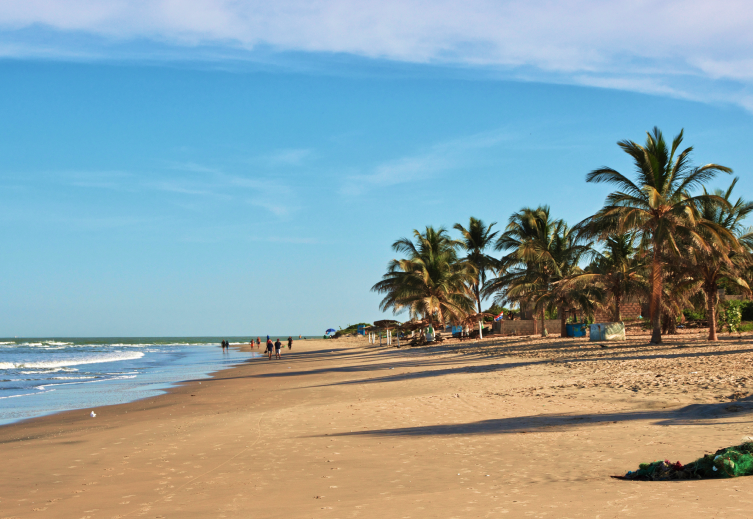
(620, 442, 753, 481)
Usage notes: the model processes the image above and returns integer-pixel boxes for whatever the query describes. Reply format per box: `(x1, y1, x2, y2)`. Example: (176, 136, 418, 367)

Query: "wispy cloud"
(56, 163, 298, 217)
(1, 1, 753, 108)
(340, 129, 513, 195)
(265, 148, 312, 167)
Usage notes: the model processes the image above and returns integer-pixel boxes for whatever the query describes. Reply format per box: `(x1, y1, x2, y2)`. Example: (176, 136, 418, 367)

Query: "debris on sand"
(618, 443, 753, 480)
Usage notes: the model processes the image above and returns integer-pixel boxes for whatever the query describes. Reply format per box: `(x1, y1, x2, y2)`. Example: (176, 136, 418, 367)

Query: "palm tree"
(548, 231, 601, 336)
(682, 178, 753, 340)
(371, 226, 475, 326)
(486, 206, 591, 337)
(454, 217, 499, 338)
(566, 234, 646, 322)
(579, 127, 732, 343)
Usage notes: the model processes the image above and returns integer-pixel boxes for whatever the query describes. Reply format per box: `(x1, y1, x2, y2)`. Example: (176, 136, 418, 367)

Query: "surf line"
(120, 411, 265, 518)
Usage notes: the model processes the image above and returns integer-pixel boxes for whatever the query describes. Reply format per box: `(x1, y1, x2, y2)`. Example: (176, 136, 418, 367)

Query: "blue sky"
(1, 2, 752, 336)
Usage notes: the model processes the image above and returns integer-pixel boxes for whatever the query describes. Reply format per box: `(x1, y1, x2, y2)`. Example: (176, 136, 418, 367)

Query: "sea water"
(0, 337, 258, 426)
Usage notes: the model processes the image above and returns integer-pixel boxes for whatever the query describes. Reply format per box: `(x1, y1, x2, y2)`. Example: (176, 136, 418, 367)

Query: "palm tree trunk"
(666, 313, 677, 335)
(559, 305, 567, 337)
(650, 245, 663, 344)
(613, 290, 621, 322)
(540, 307, 547, 337)
(707, 285, 718, 341)
(475, 284, 483, 339)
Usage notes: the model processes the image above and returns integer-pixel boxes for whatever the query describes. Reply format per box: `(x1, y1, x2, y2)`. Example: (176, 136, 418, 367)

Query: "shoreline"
(3, 335, 753, 517)
(0, 341, 256, 428)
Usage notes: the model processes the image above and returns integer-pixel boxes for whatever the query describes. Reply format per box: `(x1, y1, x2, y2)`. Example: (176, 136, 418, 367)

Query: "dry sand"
(3, 331, 753, 518)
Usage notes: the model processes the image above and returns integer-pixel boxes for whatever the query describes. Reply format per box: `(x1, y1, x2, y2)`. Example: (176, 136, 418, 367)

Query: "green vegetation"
(336, 323, 372, 336)
(371, 127, 753, 343)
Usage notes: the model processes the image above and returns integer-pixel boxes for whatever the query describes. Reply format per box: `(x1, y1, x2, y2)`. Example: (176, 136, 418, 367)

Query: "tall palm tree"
(548, 230, 601, 336)
(454, 217, 499, 313)
(371, 226, 475, 326)
(486, 206, 591, 337)
(565, 234, 646, 322)
(579, 127, 732, 343)
(454, 217, 499, 338)
(681, 178, 753, 339)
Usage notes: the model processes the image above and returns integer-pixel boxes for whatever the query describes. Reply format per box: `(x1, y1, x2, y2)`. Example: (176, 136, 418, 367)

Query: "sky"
(1, 1, 752, 337)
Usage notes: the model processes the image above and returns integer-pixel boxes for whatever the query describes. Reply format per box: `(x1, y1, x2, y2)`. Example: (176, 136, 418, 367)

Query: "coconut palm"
(453, 217, 499, 338)
(679, 178, 753, 339)
(371, 226, 475, 326)
(548, 233, 602, 336)
(486, 206, 592, 337)
(565, 234, 646, 322)
(579, 127, 732, 343)
(655, 254, 702, 335)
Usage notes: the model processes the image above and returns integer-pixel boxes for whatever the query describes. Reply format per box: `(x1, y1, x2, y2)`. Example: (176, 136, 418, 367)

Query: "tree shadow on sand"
(325, 398, 753, 438)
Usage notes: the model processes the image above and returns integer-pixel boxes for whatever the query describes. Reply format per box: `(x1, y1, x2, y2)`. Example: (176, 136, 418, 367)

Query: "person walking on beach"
(256, 337, 261, 348)
(266, 338, 274, 359)
(274, 338, 282, 359)
(288, 336, 293, 350)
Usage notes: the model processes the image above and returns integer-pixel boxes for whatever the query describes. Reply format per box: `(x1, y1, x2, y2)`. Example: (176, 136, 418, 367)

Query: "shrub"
(718, 301, 743, 334)
(683, 308, 705, 321)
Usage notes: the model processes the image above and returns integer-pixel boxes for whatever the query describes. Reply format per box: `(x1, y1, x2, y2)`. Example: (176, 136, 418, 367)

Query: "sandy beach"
(3, 332, 753, 518)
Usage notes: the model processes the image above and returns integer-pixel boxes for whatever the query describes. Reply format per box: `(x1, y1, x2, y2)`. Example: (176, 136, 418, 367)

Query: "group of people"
(220, 336, 296, 359)
(250, 335, 293, 359)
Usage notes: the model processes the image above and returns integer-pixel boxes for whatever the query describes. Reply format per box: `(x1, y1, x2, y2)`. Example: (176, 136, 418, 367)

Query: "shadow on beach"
(325, 397, 753, 438)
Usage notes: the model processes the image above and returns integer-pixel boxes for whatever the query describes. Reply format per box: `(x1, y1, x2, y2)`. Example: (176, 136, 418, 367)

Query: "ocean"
(0, 337, 260, 426)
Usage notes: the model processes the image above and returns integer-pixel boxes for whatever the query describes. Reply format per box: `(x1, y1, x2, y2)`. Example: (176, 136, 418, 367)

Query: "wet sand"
(3, 332, 753, 518)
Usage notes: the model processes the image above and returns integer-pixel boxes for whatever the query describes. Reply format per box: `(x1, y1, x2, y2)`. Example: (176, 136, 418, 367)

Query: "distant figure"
(274, 338, 282, 359)
(299, 335, 301, 339)
(221, 340, 226, 350)
(288, 336, 293, 350)
(256, 337, 261, 348)
(266, 339, 274, 359)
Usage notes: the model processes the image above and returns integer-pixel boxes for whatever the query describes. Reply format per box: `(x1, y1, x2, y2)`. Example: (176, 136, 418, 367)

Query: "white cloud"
(340, 129, 513, 195)
(54, 163, 297, 216)
(1, 1, 753, 107)
(265, 148, 312, 167)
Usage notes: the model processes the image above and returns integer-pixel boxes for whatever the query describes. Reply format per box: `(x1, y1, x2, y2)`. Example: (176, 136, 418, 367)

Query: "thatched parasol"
(373, 319, 400, 328)
(400, 319, 430, 331)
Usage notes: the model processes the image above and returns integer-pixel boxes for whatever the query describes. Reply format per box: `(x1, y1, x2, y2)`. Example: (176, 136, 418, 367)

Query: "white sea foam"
(35, 375, 136, 390)
(0, 351, 145, 370)
(0, 389, 55, 400)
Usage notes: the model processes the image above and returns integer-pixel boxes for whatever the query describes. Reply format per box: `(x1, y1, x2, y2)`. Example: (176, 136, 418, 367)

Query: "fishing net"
(618, 442, 753, 481)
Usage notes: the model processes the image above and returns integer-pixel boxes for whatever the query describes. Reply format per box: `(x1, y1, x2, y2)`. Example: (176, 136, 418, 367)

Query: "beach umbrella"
(325, 328, 336, 335)
(373, 319, 400, 328)
(401, 319, 428, 331)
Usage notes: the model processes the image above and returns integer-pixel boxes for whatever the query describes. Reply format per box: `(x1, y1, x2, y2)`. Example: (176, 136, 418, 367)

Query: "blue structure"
(357, 325, 366, 336)
(566, 323, 587, 337)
